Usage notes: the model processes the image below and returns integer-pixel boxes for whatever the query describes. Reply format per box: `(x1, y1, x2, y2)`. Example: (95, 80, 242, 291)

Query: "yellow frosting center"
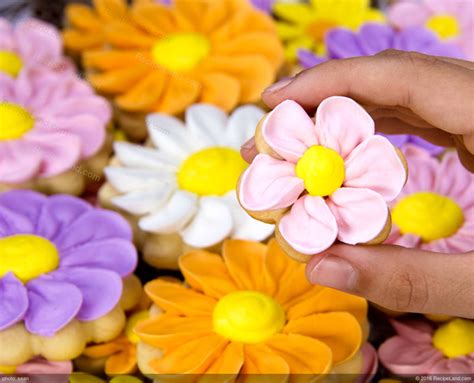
(0, 50, 23, 77)
(432, 319, 474, 358)
(392, 192, 464, 242)
(0, 234, 60, 283)
(295, 145, 345, 197)
(0, 102, 35, 140)
(125, 310, 150, 344)
(426, 14, 460, 39)
(152, 33, 210, 72)
(213, 290, 286, 344)
(178, 147, 247, 196)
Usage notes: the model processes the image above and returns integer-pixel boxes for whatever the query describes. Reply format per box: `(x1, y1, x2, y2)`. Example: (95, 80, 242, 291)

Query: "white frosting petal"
(105, 167, 174, 193)
(225, 105, 265, 149)
(186, 104, 227, 147)
(113, 142, 178, 170)
(222, 192, 274, 241)
(180, 196, 233, 248)
(139, 190, 198, 233)
(147, 113, 201, 160)
(111, 182, 176, 215)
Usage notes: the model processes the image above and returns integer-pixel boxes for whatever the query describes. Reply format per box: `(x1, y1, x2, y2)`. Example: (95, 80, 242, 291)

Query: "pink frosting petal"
(25, 131, 82, 178)
(357, 343, 378, 383)
(327, 187, 388, 245)
(278, 195, 338, 255)
(424, 0, 451, 13)
(391, 233, 421, 249)
(15, 358, 73, 375)
(261, 100, 318, 162)
(344, 135, 406, 201)
(43, 95, 111, 124)
(429, 356, 474, 374)
(402, 144, 439, 194)
(0, 141, 42, 184)
(378, 337, 443, 375)
(391, 319, 434, 340)
(238, 153, 304, 211)
(388, 1, 431, 28)
(0, 72, 15, 99)
(315, 96, 374, 159)
(0, 18, 14, 51)
(14, 19, 62, 68)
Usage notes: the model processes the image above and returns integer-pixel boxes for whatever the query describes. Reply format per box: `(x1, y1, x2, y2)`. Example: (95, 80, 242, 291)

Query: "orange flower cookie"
(134, 239, 374, 378)
(65, 0, 284, 141)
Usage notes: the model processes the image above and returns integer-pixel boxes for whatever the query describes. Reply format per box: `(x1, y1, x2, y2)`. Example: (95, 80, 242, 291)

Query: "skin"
(242, 50, 474, 318)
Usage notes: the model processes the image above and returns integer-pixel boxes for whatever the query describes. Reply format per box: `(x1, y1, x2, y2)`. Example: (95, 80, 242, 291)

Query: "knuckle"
(384, 269, 429, 312)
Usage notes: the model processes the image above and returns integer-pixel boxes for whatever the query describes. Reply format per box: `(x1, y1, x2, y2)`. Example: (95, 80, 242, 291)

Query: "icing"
(432, 319, 474, 358)
(152, 33, 210, 72)
(213, 290, 285, 344)
(106, 104, 274, 249)
(388, 0, 473, 59)
(386, 147, 474, 254)
(295, 146, 345, 197)
(392, 192, 464, 242)
(0, 69, 111, 184)
(426, 14, 460, 39)
(77, 0, 283, 114)
(135, 239, 367, 375)
(239, 97, 406, 255)
(298, 24, 465, 69)
(0, 51, 23, 77)
(0, 190, 137, 336)
(0, 103, 34, 140)
(177, 147, 247, 196)
(0, 235, 59, 283)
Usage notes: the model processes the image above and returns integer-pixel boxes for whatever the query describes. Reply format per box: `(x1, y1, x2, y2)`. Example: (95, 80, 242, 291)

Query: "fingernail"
(308, 255, 357, 291)
(263, 77, 293, 94)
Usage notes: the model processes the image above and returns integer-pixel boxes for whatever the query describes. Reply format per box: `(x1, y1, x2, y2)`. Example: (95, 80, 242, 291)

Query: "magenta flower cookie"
(0, 68, 111, 186)
(238, 96, 407, 262)
(0, 190, 138, 366)
(379, 319, 474, 375)
(0, 18, 73, 77)
(386, 145, 474, 254)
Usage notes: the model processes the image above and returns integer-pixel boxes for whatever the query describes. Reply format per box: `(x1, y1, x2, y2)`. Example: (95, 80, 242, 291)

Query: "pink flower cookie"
(386, 145, 474, 254)
(379, 319, 474, 375)
(238, 97, 407, 262)
(0, 68, 111, 194)
(0, 18, 74, 77)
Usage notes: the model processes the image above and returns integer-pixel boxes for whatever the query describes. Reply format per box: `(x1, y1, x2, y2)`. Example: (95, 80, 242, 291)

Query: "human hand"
(242, 50, 474, 318)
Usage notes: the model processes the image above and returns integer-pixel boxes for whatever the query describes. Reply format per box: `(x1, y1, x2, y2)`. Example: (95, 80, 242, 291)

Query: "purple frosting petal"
(60, 238, 137, 277)
(394, 26, 439, 52)
(0, 273, 28, 331)
(358, 23, 394, 55)
(326, 28, 363, 59)
(409, 135, 445, 155)
(297, 49, 327, 68)
(25, 277, 82, 336)
(0, 190, 47, 227)
(378, 133, 410, 147)
(250, 0, 274, 13)
(49, 267, 122, 321)
(0, 205, 34, 236)
(35, 194, 92, 240)
(53, 209, 133, 251)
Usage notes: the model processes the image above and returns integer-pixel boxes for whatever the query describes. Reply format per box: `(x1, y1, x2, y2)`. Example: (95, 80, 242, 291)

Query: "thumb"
(305, 244, 474, 319)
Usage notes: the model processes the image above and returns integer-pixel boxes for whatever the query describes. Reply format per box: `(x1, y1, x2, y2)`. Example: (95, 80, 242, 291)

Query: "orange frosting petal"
(135, 314, 213, 352)
(104, 21, 155, 49)
(198, 72, 240, 112)
(242, 343, 289, 376)
(148, 334, 228, 374)
(284, 312, 363, 364)
(202, 342, 244, 377)
(93, 0, 128, 22)
(131, 3, 178, 36)
(200, 55, 274, 102)
(83, 50, 151, 70)
(65, 4, 102, 30)
(198, 1, 234, 34)
(115, 70, 167, 112)
(174, 0, 207, 31)
(145, 279, 217, 316)
(222, 240, 268, 292)
(154, 74, 201, 115)
(87, 65, 150, 94)
(214, 32, 283, 71)
(105, 343, 137, 375)
(83, 337, 128, 358)
(62, 29, 104, 51)
(287, 288, 368, 324)
(179, 251, 238, 299)
(265, 334, 332, 375)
